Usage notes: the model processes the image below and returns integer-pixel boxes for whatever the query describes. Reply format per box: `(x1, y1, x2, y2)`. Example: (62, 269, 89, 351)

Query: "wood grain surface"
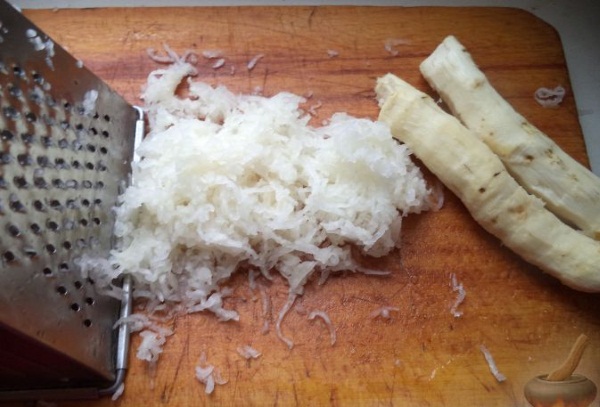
(14, 6, 600, 407)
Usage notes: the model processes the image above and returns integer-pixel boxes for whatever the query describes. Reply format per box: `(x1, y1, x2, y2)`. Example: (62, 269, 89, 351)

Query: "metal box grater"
(0, 0, 139, 400)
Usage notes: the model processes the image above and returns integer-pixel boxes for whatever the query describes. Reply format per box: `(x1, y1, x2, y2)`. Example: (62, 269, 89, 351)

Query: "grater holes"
(25, 111, 37, 123)
(6, 223, 20, 237)
(70, 303, 80, 312)
(42, 267, 53, 276)
(41, 136, 52, 148)
(33, 200, 45, 212)
(37, 155, 51, 168)
(62, 240, 72, 250)
(56, 285, 67, 295)
(21, 132, 34, 144)
(93, 217, 101, 225)
(30, 222, 42, 234)
(17, 153, 33, 166)
(46, 219, 60, 231)
(85, 162, 94, 170)
(12, 65, 25, 79)
(59, 262, 69, 271)
(0, 175, 7, 189)
(3, 250, 16, 263)
(85, 297, 95, 306)
(45, 244, 56, 254)
(103, 114, 111, 122)
(3, 106, 20, 120)
(0, 151, 12, 164)
(13, 175, 28, 189)
(71, 159, 81, 169)
(8, 83, 22, 98)
(83, 319, 92, 328)
(73, 280, 83, 290)
(9, 193, 26, 213)
(1, 129, 14, 140)
(101, 130, 109, 138)
(31, 71, 44, 85)
(79, 218, 88, 227)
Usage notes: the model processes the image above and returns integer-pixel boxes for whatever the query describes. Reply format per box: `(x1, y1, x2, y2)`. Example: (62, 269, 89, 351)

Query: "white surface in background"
(10, 0, 600, 174)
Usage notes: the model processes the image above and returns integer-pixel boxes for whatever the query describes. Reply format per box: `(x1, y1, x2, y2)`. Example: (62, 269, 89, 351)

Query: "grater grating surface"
(0, 0, 137, 395)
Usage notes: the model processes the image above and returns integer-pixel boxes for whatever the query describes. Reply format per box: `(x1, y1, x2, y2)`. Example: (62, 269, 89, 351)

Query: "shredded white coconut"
(212, 58, 226, 69)
(480, 345, 507, 382)
(534, 85, 565, 107)
(327, 49, 339, 58)
(195, 353, 227, 394)
(247, 53, 265, 70)
(202, 49, 223, 59)
(82, 89, 98, 116)
(369, 306, 400, 319)
(276, 294, 297, 349)
(308, 310, 336, 345)
(384, 38, 409, 56)
(237, 345, 262, 359)
(450, 273, 465, 318)
(82, 46, 434, 364)
(259, 285, 272, 334)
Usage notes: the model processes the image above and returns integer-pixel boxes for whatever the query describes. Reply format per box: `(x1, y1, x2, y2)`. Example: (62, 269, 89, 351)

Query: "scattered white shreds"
(259, 285, 272, 334)
(76, 59, 84, 68)
(147, 43, 198, 68)
(247, 53, 264, 70)
(82, 89, 98, 116)
(308, 310, 336, 345)
(480, 345, 507, 382)
(534, 85, 565, 107)
(384, 38, 409, 56)
(195, 354, 227, 394)
(450, 273, 466, 318)
(237, 345, 262, 359)
(137, 330, 168, 362)
(202, 49, 223, 59)
(327, 49, 339, 58)
(276, 294, 297, 349)
(111, 382, 125, 401)
(212, 58, 226, 69)
(369, 306, 400, 319)
(308, 101, 323, 117)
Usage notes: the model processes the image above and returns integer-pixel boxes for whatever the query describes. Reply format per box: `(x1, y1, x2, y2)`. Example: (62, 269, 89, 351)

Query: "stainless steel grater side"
(0, 0, 139, 400)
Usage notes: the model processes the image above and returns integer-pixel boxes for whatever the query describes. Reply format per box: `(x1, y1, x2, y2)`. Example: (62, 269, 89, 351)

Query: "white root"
(376, 74, 600, 292)
(419, 35, 600, 240)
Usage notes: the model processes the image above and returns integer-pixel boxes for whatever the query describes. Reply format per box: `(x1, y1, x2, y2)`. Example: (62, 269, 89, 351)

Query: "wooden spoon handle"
(546, 334, 589, 381)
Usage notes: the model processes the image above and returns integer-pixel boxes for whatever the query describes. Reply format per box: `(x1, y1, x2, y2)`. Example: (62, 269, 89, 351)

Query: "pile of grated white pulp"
(98, 59, 434, 324)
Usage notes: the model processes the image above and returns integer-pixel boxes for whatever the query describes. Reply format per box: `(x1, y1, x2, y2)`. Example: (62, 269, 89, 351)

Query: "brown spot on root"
(479, 187, 486, 193)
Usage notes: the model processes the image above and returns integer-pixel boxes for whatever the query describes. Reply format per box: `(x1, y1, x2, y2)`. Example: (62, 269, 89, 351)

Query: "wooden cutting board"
(21, 6, 600, 407)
